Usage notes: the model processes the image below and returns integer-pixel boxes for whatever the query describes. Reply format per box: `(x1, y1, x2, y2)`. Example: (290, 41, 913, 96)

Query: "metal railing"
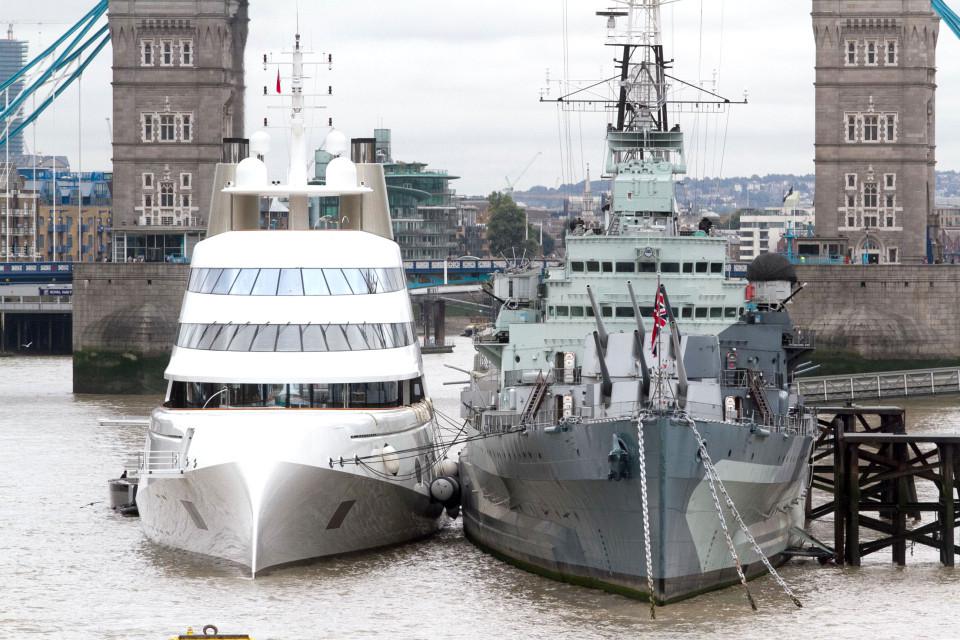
(503, 367, 583, 387)
(721, 369, 786, 390)
(137, 450, 186, 474)
(797, 367, 960, 403)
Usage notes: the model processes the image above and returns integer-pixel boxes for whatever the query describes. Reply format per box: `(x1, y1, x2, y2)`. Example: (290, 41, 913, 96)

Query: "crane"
(504, 151, 542, 195)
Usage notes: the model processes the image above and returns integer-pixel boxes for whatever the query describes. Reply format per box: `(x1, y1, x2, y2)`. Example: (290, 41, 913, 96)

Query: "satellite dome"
(250, 131, 271, 156)
(746, 253, 797, 283)
(234, 157, 268, 189)
(323, 129, 349, 157)
(325, 156, 358, 189)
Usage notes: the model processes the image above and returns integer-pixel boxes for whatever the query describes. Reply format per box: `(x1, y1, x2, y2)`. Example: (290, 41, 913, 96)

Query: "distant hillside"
(514, 171, 960, 213)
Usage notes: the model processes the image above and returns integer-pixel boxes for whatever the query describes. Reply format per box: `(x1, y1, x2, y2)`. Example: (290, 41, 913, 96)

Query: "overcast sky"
(8, 1, 960, 195)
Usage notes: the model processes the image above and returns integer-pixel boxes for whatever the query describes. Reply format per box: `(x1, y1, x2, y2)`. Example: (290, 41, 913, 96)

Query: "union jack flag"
(651, 285, 668, 355)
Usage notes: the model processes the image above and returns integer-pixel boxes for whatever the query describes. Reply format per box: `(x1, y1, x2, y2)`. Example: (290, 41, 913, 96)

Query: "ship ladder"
(518, 372, 549, 426)
(685, 417, 803, 610)
(747, 369, 774, 426)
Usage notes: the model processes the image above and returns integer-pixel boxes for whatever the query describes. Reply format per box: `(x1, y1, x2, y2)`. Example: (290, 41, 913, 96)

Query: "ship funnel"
(350, 138, 377, 163)
(338, 140, 394, 241)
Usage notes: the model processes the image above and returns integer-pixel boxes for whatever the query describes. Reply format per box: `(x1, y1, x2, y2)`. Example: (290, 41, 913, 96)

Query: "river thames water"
(2, 339, 960, 639)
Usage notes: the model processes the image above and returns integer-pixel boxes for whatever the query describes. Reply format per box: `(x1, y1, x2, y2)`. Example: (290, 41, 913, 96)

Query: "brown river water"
(2, 339, 960, 639)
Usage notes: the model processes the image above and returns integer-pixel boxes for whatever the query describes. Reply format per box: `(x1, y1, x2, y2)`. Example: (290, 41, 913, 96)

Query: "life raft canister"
(744, 283, 755, 301)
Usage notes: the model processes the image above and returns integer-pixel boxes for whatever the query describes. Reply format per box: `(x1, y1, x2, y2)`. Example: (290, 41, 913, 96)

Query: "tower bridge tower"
(812, 0, 939, 264)
(108, 0, 248, 262)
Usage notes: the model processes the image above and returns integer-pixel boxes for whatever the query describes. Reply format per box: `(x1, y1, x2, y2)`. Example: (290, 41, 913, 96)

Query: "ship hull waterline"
(137, 460, 445, 575)
(459, 414, 813, 604)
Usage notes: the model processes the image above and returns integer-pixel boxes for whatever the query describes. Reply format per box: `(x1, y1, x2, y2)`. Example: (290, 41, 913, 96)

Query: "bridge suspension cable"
(933, 0, 960, 39)
(0, 1, 109, 149)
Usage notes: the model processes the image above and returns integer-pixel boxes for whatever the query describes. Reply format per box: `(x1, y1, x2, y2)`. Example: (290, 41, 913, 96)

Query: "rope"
(685, 416, 803, 609)
(636, 415, 657, 617)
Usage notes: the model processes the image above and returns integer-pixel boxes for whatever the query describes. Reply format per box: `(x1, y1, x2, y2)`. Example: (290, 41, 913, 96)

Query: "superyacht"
(135, 33, 447, 574)
(459, 1, 815, 605)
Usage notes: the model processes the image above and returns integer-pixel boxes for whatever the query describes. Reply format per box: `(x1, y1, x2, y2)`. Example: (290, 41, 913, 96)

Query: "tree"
(486, 192, 539, 259)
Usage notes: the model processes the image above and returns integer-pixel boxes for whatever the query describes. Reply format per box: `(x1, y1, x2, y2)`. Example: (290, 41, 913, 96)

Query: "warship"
(458, 0, 816, 604)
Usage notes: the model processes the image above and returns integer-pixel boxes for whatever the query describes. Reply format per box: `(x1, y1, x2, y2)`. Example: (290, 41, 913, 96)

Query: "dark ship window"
(710, 308, 723, 319)
(695, 262, 709, 274)
(681, 308, 693, 319)
(725, 308, 738, 318)
(571, 261, 584, 272)
(602, 262, 614, 273)
(616, 307, 635, 318)
(661, 262, 680, 273)
(571, 307, 585, 318)
(616, 262, 635, 273)
(695, 308, 708, 319)
(639, 263, 656, 273)
(586, 261, 600, 272)
(682, 263, 694, 274)
(711, 263, 724, 274)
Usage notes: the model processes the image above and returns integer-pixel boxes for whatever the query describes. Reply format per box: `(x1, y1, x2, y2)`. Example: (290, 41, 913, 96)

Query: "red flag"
(276, 69, 281, 94)
(651, 286, 668, 355)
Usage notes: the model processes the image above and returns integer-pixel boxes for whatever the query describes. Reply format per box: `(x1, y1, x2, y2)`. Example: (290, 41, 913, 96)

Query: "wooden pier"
(807, 405, 960, 566)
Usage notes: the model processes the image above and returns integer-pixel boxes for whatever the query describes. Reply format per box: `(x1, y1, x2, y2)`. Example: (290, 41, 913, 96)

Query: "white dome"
(250, 130, 271, 156)
(235, 157, 269, 189)
(323, 129, 349, 157)
(325, 156, 358, 189)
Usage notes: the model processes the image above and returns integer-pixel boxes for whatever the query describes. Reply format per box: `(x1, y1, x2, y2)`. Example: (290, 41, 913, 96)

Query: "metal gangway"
(797, 367, 960, 404)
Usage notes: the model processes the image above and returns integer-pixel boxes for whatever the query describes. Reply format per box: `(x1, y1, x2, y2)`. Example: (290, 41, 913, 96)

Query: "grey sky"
(8, 1, 960, 195)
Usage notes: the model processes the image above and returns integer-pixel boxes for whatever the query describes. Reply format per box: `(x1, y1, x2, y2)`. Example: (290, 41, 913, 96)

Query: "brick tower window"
(160, 184, 174, 208)
(140, 40, 154, 66)
(863, 115, 879, 142)
(180, 40, 193, 66)
(847, 115, 858, 142)
(161, 41, 174, 66)
(846, 41, 857, 65)
(866, 41, 877, 66)
(886, 41, 898, 65)
(864, 183, 878, 208)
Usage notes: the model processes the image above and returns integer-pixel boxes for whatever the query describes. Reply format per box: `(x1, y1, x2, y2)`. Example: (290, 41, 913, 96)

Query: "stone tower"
(108, 0, 248, 262)
(812, 0, 938, 264)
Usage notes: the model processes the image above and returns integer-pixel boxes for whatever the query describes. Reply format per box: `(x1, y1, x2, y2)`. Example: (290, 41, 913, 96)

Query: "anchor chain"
(686, 417, 803, 609)
(636, 415, 657, 618)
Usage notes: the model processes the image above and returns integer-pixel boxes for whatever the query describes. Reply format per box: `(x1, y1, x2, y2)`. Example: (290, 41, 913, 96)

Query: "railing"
(478, 401, 810, 436)
(137, 450, 186, 474)
(797, 367, 960, 403)
(722, 368, 786, 390)
(784, 328, 816, 349)
(503, 367, 583, 387)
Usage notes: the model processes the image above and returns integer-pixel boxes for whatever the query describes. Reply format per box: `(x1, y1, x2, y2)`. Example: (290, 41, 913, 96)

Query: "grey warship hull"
(460, 414, 812, 603)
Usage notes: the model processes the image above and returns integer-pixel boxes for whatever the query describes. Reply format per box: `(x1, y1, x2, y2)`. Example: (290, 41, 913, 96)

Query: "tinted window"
(230, 269, 259, 295)
(639, 263, 657, 273)
(602, 262, 613, 273)
(725, 307, 738, 318)
(586, 261, 600, 273)
(252, 269, 280, 295)
(711, 263, 724, 274)
(681, 307, 693, 319)
(661, 262, 680, 273)
(616, 306, 635, 318)
(324, 269, 353, 295)
(212, 269, 240, 295)
(601, 307, 613, 318)
(276, 325, 302, 351)
(556, 306, 569, 317)
(695, 262, 709, 274)
(302, 270, 329, 295)
(277, 269, 304, 296)
(615, 262, 635, 273)
(199, 269, 222, 293)
(571, 306, 585, 317)
(710, 308, 723, 319)
(251, 325, 278, 351)
(695, 308, 708, 319)
(682, 263, 694, 274)
(571, 262, 585, 273)
(229, 324, 257, 351)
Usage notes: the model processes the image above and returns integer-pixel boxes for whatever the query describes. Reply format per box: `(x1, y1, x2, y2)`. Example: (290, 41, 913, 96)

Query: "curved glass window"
(188, 267, 406, 296)
(176, 322, 416, 352)
(166, 377, 425, 410)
